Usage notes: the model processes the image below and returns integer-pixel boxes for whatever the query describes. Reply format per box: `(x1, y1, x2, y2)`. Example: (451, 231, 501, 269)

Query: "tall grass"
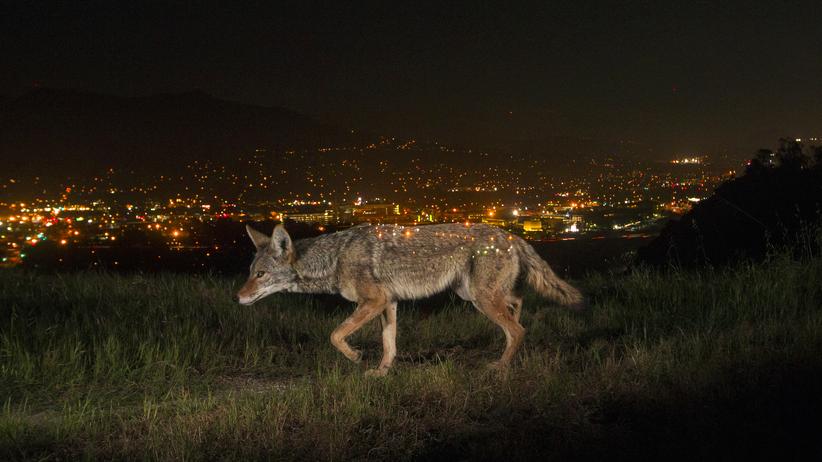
(2, 253, 822, 460)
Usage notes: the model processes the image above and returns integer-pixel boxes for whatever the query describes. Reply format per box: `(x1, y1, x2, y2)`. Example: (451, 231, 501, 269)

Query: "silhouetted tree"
(776, 138, 809, 171)
(746, 148, 775, 175)
(813, 146, 822, 166)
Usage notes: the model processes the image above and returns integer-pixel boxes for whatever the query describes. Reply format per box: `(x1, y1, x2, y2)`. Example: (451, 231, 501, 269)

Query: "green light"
(20, 253, 26, 258)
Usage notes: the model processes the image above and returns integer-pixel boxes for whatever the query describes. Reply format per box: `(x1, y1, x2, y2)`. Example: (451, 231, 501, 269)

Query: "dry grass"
(2, 253, 822, 460)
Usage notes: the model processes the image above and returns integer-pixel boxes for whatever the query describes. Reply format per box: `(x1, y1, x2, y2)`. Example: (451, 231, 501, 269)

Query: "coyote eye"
(255, 271, 265, 278)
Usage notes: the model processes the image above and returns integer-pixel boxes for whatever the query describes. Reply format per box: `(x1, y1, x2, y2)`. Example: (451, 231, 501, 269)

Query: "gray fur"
(237, 223, 584, 375)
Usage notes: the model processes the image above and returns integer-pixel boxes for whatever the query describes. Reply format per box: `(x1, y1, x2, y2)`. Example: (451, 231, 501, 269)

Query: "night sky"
(3, 1, 821, 157)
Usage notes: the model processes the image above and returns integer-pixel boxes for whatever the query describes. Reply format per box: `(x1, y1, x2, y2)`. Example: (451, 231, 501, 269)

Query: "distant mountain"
(0, 88, 361, 178)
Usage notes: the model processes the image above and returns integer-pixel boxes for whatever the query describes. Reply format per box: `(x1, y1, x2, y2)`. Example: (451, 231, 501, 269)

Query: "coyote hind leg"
(506, 295, 523, 323)
(474, 295, 526, 370)
(330, 297, 387, 363)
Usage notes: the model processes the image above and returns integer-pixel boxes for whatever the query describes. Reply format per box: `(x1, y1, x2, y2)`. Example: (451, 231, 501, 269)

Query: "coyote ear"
(271, 224, 293, 259)
(246, 224, 271, 249)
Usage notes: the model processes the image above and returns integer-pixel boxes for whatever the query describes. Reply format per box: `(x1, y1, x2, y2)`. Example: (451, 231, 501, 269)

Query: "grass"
(2, 253, 822, 460)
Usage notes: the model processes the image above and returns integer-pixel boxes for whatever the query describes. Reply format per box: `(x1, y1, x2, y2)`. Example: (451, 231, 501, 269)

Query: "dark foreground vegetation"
(2, 244, 822, 460)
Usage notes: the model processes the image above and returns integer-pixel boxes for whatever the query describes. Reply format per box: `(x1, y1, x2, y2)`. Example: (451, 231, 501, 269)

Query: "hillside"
(2, 254, 821, 459)
(638, 163, 822, 267)
(0, 89, 665, 191)
(0, 88, 361, 178)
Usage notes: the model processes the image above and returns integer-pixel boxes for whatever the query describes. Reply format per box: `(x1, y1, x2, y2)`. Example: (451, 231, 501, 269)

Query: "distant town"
(0, 137, 748, 269)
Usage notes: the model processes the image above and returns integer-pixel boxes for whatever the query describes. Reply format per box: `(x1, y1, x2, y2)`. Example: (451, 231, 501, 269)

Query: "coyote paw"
(486, 361, 510, 378)
(486, 360, 507, 370)
(364, 367, 390, 378)
(348, 349, 363, 363)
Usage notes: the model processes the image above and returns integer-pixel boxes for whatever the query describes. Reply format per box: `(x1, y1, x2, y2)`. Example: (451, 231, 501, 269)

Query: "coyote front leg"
(365, 301, 397, 377)
(330, 298, 386, 363)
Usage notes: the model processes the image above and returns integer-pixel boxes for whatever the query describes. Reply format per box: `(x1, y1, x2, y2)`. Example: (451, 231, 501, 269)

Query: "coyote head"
(235, 224, 297, 305)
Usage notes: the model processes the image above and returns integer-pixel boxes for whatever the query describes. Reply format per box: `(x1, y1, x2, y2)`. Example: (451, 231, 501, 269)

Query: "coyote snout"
(238, 222, 584, 376)
(235, 278, 265, 305)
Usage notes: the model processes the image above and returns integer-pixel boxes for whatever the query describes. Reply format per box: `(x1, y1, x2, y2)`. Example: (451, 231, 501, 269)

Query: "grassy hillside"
(2, 254, 822, 460)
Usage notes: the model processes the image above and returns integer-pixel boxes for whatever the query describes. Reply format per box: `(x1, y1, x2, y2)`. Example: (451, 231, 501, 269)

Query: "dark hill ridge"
(637, 164, 822, 267)
(0, 88, 360, 178)
(0, 88, 665, 181)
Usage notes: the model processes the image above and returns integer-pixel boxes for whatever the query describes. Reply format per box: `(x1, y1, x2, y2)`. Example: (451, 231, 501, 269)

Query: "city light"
(0, 140, 733, 269)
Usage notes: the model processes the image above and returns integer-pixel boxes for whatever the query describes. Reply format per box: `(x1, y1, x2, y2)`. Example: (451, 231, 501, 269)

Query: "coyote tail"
(515, 237, 586, 310)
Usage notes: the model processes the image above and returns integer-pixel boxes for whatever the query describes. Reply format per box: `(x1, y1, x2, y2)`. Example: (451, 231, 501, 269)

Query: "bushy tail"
(515, 237, 586, 310)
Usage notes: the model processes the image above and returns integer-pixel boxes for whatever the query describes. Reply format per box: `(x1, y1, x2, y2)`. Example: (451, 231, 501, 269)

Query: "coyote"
(236, 223, 584, 376)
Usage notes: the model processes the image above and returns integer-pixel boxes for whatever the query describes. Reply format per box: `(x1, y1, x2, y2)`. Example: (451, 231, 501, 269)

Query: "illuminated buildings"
(0, 137, 740, 267)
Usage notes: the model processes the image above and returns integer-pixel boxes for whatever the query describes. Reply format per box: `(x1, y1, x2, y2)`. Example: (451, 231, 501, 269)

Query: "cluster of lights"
(670, 156, 705, 165)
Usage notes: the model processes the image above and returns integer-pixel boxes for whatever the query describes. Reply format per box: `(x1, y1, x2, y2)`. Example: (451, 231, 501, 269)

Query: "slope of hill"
(637, 164, 822, 267)
(0, 88, 360, 178)
(2, 254, 821, 459)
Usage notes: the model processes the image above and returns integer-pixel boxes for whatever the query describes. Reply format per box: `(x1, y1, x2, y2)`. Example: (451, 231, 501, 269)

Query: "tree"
(812, 146, 822, 166)
(746, 148, 775, 175)
(776, 138, 809, 171)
